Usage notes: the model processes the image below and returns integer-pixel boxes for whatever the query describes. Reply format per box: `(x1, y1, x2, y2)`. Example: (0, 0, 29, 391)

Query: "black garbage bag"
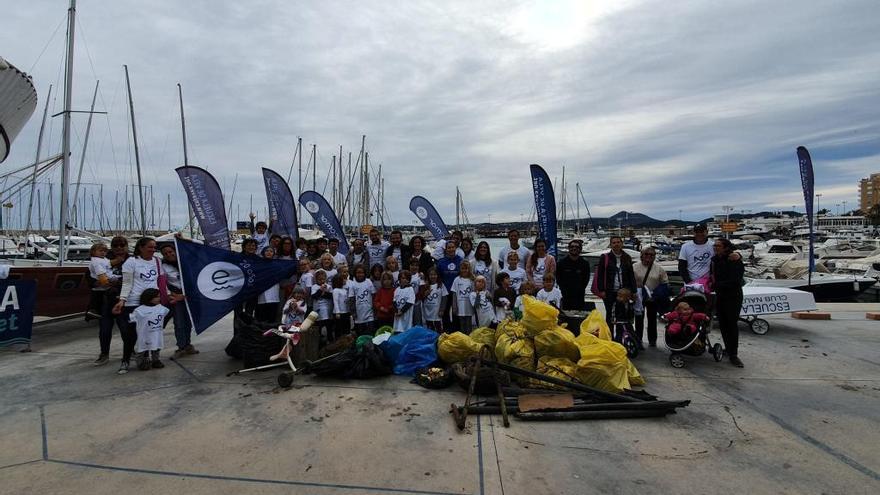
(225, 312, 285, 368)
(347, 342, 392, 379)
(309, 348, 358, 377)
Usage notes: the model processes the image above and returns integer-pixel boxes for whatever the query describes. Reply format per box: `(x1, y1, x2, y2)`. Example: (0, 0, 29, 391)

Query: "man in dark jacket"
(595, 236, 636, 326)
(556, 240, 591, 311)
(383, 230, 412, 268)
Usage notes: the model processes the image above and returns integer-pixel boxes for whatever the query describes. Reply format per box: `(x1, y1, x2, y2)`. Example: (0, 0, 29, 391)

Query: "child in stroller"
(662, 290, 723, 368)
(612, 288, 639, 358)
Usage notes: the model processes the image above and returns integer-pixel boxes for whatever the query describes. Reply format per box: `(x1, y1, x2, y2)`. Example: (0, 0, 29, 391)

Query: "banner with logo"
(796, 146, 816, 276)
(176, 166, 231, 250)
(175, 238, 298, 334)
(0, 280, 36, 347)
(529, 164, 558, 258)
(262, 167, 299, 239)
(299, 191, 350, 254)
(409, 196, 449, 240)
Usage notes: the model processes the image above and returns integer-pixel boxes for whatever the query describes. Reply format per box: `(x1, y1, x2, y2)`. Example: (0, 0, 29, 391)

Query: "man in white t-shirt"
(366, 228, 390, 270)
(497, 229, 531, 270)
(678, 223, 742, 285)
(328, 238, 347, 267)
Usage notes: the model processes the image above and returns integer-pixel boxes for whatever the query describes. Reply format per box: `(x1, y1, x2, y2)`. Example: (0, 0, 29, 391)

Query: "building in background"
(860, 173, 880, 212)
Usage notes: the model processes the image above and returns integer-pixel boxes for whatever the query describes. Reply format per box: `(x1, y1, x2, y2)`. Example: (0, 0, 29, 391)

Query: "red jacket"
(373, 288, 395, 320)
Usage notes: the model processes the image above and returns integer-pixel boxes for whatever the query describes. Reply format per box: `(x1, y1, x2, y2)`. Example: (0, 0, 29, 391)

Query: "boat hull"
(7, 266, 90, 317)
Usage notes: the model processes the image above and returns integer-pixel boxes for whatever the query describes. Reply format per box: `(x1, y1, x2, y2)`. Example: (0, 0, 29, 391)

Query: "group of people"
(86, 221, 746, 376)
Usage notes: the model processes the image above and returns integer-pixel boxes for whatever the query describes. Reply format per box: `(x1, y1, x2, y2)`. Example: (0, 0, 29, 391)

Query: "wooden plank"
(518, 394, 574, 412)
(791, 311, 831, 320)
(866, 312, 880, 321)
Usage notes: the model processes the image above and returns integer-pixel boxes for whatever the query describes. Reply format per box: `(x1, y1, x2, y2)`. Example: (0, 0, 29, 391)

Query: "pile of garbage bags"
(435, 296, 645, 393)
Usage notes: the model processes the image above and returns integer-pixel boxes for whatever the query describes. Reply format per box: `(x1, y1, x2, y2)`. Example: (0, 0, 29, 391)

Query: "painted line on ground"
(477, 415, 485, 495)
(46, 459, 465, 495)
(0, 459, 42, 471)
(39, 405, 47, 460)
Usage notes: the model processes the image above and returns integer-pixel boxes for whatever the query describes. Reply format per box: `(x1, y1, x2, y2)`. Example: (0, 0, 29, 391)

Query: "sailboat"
(1, 0, 95, 316)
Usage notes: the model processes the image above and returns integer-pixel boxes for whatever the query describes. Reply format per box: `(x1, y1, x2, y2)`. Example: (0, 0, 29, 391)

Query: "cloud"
(2, 0, 878, 233)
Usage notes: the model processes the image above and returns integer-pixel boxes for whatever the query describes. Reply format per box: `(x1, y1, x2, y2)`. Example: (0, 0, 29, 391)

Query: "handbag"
(590, 253, 611, 298)
(639, 262, 653, 303)
(156, 258, 171, 305)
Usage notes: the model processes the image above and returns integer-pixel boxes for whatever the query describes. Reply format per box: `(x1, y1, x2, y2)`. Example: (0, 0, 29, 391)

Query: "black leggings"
(715, 290, 743, 357)
(114, 306, 137, 362)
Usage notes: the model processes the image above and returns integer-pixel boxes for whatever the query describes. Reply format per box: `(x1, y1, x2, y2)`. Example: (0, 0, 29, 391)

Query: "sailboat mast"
(297, 137, 302, 221)
(72, 79, 99, 226)
(124, 65, 146, 235)
(178, 83, 194, 237)
(456, 187, 461, 229)
(25, 84, 52, 233)
(58, 0, 76, 265)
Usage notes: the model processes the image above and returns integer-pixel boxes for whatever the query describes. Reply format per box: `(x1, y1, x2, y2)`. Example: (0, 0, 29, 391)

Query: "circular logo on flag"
(197, 262, 245, 300)
(415, 206, 428, 220)
(305, 201, 319, 214)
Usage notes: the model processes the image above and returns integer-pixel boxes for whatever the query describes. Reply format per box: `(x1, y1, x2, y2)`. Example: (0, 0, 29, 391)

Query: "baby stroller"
(663, 290, 723, 368)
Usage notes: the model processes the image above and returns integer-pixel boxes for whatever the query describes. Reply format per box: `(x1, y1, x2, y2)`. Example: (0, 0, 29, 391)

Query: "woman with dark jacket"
(408, 235, 434, 275)
(594, 236, 636, 326)
(711, 238, 745, 368)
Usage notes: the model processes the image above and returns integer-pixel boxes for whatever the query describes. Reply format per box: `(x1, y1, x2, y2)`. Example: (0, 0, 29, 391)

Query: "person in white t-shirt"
(451, 261, 476, 334)
(348, 265, 376, 336)
(328, 238, 348, 268)
(311, 269, 334, 343)
(282, 287, 308, 327)
(536, 273, 563, 309)
(318, 253, 338, 282)
(331, 274, 351, 340)
(497, 229, 531, 270)
(385, 256, 400, 287)
(366, 228, 390, 269)
(87, 243, 118, 320)
(392, 270, 416, 333)
(500, 251, 527, 292)
(469, 275, 496, 328)
(407, 258, 425, 327)
(472, 241, 498, 294)
(678, 223, 741, 288)
(113, 237, 163, 375)
(129, 288, 170, 371)
(421, 267, 448, 333)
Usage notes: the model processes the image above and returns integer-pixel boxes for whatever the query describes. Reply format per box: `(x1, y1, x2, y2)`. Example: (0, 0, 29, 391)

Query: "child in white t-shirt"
(349, 265, 376, 336)
(407, 258, 425, 327)
(469, 275, 496, 328)
(311, 270, 334, 344)
(536, 273, 563, 309)
(501, 251, 526, 292)
(392, 270, 416, 333)
(421, 267, 448, 333)
(129, 288, 170, 371)
(297, 259, 315, 306)
(451, 261, 475, 334)
(332, 274, 351, 341)
(385, 256, 400, 287)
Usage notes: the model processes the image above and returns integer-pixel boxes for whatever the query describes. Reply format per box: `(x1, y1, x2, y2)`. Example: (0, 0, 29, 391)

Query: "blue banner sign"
(0, 280, 36, 347)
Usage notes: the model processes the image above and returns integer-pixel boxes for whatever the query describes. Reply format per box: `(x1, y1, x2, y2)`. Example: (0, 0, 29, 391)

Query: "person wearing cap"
(679, 223, 741, 285)
(556, 239, 591, 311)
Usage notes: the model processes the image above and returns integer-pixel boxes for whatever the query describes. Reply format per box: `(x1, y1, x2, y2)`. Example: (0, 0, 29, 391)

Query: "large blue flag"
(409, 196, 449, 240)
(175, 238, 298, 334)
(262, 167, 299, 239)
(796, 146, 816, 278)
(299, 191, 349, 254)
(176, 166, 231, 250)
(529, 164, 558, 258)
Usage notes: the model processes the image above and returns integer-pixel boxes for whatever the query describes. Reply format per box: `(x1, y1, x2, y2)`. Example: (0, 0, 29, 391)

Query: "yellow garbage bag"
(626, 359, 646, 387)
(528, 356, 581, 390)
(534, 326, 580, 362)
(520, 295, 559, 336)
(495, 329, 535, 372)
(470, 327, 497, 348)
(496, 319, 527, 341)
(578, 309, 612, 341)
(575, 336, 631, 393)
(437, 332, 484, 364)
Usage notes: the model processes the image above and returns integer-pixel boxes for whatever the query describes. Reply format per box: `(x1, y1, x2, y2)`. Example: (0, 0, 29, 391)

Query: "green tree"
(868, 204, 880, 226)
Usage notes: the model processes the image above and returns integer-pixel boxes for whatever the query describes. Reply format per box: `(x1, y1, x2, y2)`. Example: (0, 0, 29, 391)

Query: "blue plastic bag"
(393, 341, 439, 376)
(380, 326, 437, 364)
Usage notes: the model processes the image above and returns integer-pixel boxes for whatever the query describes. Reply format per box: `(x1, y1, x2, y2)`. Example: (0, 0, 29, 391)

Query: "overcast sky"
(3, 0, 879, 231)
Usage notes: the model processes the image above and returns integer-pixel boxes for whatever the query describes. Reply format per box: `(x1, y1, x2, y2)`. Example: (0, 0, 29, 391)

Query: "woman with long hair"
(525, 238, 556, 285)
(112, 237, 164, 374)
(711, 238, 745, 368)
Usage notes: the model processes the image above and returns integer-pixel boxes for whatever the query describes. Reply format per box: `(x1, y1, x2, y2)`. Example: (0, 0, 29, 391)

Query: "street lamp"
(815, 193, 822, 215)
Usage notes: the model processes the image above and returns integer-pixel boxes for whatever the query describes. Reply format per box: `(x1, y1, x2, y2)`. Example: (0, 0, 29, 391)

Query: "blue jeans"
(171, 302, 193, 350)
